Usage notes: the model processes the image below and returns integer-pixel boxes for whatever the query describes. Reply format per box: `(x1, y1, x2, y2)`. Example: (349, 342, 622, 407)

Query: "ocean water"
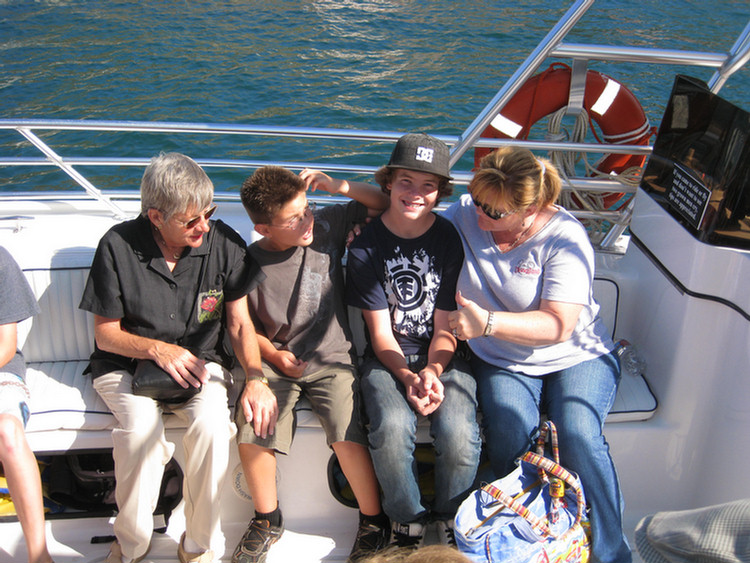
(1, 0, 748, 193)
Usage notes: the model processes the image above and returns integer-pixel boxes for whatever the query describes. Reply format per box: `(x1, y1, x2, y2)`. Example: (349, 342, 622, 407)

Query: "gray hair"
(140, 152, 214, 218)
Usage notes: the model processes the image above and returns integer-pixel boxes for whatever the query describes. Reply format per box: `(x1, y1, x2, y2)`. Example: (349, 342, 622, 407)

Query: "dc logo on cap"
(415, 146, 434, 163)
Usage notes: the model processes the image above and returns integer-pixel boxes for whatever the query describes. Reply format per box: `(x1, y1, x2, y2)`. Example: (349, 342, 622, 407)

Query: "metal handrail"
(450, 1, 750, 166)
(0, 120, 409, 142)
(1, 0, 748, 252)
(708, 20, 750, 91)
(551, 44, 729, 66)
(16, 128, 129, 219)
(448, 0, 596, 167)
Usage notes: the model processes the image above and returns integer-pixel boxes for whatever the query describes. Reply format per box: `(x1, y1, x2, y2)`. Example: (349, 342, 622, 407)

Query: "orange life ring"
(474, 63, 655, 209)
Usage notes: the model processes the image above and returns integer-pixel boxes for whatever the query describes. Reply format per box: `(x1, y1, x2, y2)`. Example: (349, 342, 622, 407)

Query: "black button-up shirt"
(80, 214, 262, 377)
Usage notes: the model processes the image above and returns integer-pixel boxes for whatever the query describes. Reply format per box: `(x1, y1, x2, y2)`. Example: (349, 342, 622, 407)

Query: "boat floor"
(0, 510, 347, 562)
(0, 511, 648, 562)
(0, 514, 452, 563)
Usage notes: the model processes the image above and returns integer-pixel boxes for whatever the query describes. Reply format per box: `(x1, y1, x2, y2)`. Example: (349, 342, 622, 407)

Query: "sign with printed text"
(666, 163, 711, 230)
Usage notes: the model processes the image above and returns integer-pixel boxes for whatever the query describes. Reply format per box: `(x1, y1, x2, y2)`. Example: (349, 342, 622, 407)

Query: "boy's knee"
(368, 418, 415, 450)
(370, 408, 414, 436)
(434, 425, 478, 456)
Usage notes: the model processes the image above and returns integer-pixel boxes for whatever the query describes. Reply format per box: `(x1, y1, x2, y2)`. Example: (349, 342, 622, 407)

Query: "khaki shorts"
(236, 363, 367, 455)
(0, 373, 31, 427)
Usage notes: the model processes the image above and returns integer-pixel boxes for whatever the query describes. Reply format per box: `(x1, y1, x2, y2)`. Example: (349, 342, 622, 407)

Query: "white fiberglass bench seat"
(14, 248, 655, 454)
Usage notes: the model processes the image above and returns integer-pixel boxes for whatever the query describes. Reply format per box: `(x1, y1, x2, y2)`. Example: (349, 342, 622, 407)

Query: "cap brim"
(635, 516, 672, 563)
(635, 500, 750, 563)
(386, 164, 453, 182)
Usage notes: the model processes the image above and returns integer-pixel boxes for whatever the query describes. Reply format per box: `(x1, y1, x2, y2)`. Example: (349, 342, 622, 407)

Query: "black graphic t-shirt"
(346, 214, 463, 356)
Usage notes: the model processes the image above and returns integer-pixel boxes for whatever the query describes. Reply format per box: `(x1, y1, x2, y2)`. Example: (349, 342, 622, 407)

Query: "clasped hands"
(401, 367, 445, 416)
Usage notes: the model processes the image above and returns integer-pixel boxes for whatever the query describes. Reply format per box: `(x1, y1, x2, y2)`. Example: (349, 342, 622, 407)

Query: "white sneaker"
(436, 519, 457, 547)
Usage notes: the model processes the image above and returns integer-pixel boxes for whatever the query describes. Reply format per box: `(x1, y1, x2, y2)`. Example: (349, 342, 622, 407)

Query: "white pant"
(93, 364, 236, 560)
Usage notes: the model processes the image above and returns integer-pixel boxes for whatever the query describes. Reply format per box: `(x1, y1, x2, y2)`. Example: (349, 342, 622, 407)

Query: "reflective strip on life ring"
(475, 64, 654, 178)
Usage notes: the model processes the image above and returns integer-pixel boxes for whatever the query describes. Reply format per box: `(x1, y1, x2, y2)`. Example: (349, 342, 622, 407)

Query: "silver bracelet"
(483, 310, 495, 337)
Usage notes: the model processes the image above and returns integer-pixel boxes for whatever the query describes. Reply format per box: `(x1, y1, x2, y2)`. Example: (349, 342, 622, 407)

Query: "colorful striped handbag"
(454, 421, 591, 563)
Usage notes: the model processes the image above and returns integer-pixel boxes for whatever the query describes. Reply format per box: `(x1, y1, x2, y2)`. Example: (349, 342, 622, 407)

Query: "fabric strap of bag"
(523, 451, 586, 538)
(534, 420, 560, 484)
(480, 451, 585, 540)
(481, 480, 552, 537)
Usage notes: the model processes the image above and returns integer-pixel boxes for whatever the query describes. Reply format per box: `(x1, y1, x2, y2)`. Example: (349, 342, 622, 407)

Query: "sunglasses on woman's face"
(471, 195, 516, 220)
(174, 205, 217, 229)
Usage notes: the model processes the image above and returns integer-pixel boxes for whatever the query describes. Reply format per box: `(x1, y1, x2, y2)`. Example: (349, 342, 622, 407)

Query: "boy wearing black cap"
(344, 133, 481, 548)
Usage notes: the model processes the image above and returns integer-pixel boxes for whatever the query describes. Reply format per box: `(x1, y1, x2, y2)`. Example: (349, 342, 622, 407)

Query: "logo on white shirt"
(514, 258, 541, 276)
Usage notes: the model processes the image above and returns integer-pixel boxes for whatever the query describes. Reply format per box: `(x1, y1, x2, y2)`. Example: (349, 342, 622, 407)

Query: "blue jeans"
(472, 352, 631, 563)
(360, 356, 480, 524)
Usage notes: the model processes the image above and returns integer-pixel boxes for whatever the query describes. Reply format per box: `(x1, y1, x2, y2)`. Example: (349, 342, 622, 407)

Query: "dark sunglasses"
(471, 195, 516, 220)
(174, 205, 217, 229)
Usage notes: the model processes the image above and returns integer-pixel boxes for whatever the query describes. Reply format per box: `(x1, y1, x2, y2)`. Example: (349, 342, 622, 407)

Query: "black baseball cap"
(386, 133, 453, 181)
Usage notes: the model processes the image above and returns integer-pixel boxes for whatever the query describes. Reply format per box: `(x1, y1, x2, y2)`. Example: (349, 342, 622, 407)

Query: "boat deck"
(0, 196, 657, 563)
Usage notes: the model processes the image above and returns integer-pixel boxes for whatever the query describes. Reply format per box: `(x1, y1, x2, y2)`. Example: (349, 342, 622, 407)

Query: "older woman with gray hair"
(80, 153, 277, 563)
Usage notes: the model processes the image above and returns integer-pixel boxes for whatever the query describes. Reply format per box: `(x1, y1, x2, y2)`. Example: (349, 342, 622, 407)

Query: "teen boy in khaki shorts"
(232, 166, 390, 563)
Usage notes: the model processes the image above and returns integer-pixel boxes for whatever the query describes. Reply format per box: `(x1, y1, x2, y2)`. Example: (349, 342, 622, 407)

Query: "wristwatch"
(247, 375, 269, 386)
(483, 311, 495, 337)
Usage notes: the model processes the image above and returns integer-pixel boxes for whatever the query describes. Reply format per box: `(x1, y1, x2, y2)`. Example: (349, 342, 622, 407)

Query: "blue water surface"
(1, 0, 748, 193)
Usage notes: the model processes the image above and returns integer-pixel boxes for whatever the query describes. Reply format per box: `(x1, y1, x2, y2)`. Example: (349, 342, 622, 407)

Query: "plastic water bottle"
(614, 339, 647, 377)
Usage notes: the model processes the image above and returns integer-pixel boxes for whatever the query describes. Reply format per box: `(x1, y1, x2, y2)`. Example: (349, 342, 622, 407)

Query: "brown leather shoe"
(178, 532, 214, 563)
(105, 540, 149, 563)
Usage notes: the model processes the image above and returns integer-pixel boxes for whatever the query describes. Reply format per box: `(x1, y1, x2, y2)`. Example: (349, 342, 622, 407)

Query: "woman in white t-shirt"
(444, 146, 631, 563)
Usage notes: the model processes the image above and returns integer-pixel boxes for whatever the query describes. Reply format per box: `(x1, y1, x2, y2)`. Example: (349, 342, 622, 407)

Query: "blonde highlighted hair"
(469, 146, 560, 213)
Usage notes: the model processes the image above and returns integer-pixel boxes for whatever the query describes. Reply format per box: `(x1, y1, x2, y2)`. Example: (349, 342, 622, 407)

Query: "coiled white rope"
(547, 109, 643, 198)
(545, 107, 645, 239)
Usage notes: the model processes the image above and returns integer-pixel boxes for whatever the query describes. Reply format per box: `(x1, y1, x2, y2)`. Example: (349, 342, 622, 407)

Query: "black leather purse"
(131, 230, 212, 404)
(131, 359, 202, 403)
